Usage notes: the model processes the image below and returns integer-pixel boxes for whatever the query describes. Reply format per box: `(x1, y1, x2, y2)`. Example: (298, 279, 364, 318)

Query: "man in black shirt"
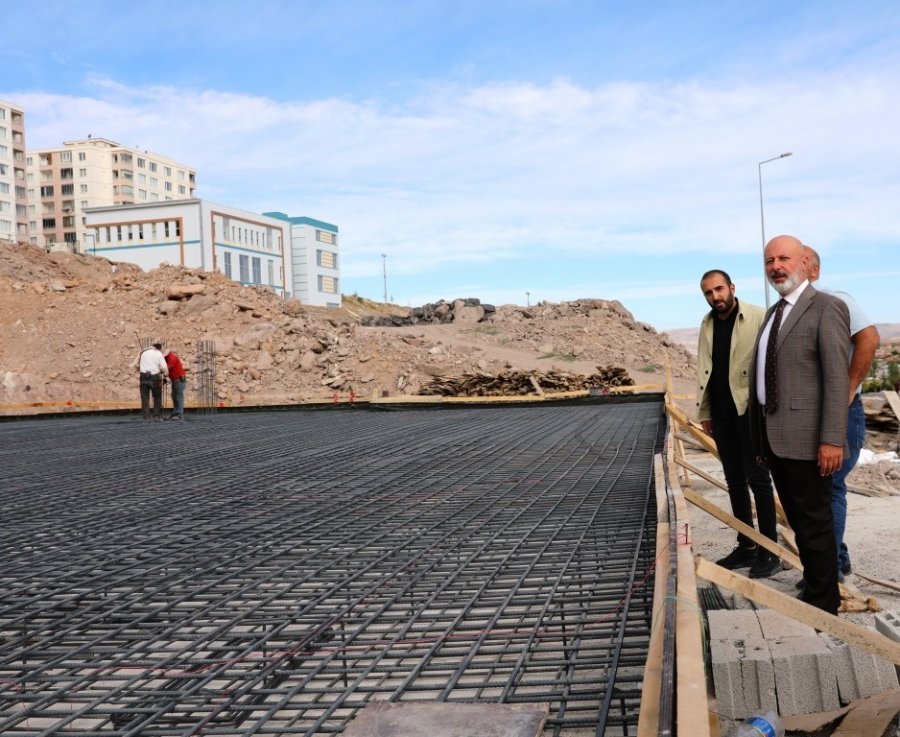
(697, 270, 781, 578)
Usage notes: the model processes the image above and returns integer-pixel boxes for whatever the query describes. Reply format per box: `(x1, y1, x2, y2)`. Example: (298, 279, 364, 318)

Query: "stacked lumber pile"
(864, 404, 899, 434)
(420, 365, 634, 397)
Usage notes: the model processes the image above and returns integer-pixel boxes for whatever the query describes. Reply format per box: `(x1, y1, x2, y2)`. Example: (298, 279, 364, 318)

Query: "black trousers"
(139, 374, 163, 419)
(763, 429, 840, 615)
(712, 411, 777, 548)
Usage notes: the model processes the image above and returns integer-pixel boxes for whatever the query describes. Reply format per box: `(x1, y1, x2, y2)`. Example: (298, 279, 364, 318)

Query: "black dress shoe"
(716, 545, 758, 569)
(749, 551, 783, 579)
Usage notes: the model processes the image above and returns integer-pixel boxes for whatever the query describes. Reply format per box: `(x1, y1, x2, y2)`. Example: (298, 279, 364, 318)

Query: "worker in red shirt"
(164, 349, 187, 420)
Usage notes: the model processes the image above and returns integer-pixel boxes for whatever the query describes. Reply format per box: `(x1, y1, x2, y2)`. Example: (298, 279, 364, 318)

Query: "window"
(223, 251, 232, 278)
(164, 166, 172, 177)
(318, 275, 338, 294)
(0, 201, 10, 213)
(43, 218, 56, 229)
(0, 164, 7, 175)
(61, 200, 74, 211)
(178, 170, 185, 180)
(61, 184, 74, 195)
(239, 254, 249, 282)
(316, 229, 336, 244)
(178, 185, 185, 194)
(164, 182, 172, 192)
(59, 151, 73, 163)
(0, 219, 12, 234)
(40, 185, 54, 197)
(137, 173, 146, 183)
(60, 168, 74, 179)
(0, 145, 7, 157)
(251, 257, 261, 284)
(0, 126, 7, 140)
(150, 177, 158, 188)
(267, 259, 274, 285)
(317, 250, 337, 269)
(80, 200, 88, 209)
(78, 152, 86, 161)
(164, 222, 170, 238)
(78, 168, 87, 177)
(137, 157, 146, 168)
(139, 189, 147, 200)
(80, 184, 88, 193)
(0, 183, 7, 195)
(149, 162, 157, 172)
(62, 216, 75, 227)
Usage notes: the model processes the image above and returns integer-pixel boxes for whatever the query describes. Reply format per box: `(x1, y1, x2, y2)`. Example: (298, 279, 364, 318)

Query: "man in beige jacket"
(697, 270, 780, 577)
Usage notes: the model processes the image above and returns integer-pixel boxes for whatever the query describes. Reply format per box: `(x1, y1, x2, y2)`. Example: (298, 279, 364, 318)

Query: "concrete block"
(875, 610, 900, 682)
(756, 608, 817, 639)
(819, 631, 900, 703)
(708, 609, 765, 642)
(739, 639, 777, 715)
(711, 638, 746, 719)
(770, 636, 839, 715)
(708, 611, 773, 720)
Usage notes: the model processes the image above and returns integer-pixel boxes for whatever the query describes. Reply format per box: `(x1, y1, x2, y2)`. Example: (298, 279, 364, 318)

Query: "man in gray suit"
(749, 235, 850, 614)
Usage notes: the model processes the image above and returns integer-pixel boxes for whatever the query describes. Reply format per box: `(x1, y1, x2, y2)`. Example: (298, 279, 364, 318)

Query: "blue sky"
(3, 1, 899, 329)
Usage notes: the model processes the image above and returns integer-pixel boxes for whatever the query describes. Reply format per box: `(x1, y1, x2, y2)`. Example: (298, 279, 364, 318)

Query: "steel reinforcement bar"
(0, 400, 664, 736)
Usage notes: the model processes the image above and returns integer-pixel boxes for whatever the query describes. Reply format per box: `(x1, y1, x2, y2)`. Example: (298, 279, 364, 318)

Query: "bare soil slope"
(0, 244, 696, 408)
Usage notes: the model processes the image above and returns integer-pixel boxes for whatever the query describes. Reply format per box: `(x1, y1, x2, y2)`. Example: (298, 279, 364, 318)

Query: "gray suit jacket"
(749, 284, 850, 461)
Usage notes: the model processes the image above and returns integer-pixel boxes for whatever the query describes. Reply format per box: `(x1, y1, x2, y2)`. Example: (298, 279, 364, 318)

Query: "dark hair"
(700, 269, 732, 285)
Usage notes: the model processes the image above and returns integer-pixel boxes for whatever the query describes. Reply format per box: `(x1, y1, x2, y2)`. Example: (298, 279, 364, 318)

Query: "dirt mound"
(0, 243, 696, 409)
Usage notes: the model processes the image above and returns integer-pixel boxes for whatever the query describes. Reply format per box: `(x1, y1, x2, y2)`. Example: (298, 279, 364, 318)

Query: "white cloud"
(9, 66, 900, 325)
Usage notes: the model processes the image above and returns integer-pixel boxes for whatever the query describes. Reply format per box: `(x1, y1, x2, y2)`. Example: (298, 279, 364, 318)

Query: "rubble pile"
(420, 365, 635, 397)
(0, 243, 696, 409)
(360, 298, 496, 326)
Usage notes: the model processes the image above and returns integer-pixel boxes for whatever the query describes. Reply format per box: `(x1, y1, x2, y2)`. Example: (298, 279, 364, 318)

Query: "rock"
(158, 300, 180, 315)
(166, 284, 206, 300)
(50, 282, 67, 292)
(454, 304, 486, 323)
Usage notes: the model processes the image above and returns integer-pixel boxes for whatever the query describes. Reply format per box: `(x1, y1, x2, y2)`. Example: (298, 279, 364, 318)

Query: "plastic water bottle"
(726, 710, 784, 737)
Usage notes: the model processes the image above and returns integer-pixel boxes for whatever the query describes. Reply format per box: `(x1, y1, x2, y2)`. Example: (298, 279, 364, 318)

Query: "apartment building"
(264, 212, 341, 308)
(84, 199, 288, 296)
(0, 99, 28, 244)
(26, 138, 196, 251)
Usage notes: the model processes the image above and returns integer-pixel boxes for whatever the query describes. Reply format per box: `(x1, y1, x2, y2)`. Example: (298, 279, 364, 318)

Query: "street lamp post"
(758, 152, 792, 307)
(381, 253, 388, 304)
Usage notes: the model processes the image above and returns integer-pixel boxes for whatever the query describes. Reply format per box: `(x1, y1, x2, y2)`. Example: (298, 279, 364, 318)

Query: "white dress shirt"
(755, 279, 809, 406)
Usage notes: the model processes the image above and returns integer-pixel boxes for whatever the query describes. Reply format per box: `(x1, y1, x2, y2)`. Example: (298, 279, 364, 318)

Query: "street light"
(525, 291, 530, 307)
(381, 253, 387, 304)
(758, 151, 792, 307)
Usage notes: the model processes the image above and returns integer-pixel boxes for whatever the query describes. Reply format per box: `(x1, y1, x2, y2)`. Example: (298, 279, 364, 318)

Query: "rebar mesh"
(0, 400, 664, 736)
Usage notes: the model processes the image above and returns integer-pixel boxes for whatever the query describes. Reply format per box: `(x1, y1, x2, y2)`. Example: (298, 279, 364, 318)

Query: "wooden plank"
(637, 455, 671, 737)
(884, 390, 900, 422)
(665, 402, 719, 456)
(695, 558, 900, 665)
(830, 686, 900, 737)
(341, 701, 549, 737)
(854, 571, 900, 594)
(670, 449, 713, 737)
(681, 486, 803, 571)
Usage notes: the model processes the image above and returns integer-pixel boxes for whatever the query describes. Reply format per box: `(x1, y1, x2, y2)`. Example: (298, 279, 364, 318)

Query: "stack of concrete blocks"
(875, 610, 900, 682)
(708, 607, 899, 725)
(708, 610, 776, 724)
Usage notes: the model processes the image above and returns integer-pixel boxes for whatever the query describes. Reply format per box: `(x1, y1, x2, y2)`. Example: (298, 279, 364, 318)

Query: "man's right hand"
(701, 420, 713, 435)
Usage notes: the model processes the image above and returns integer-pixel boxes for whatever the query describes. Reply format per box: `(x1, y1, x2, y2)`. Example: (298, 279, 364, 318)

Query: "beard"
(769, 270, 801, 296)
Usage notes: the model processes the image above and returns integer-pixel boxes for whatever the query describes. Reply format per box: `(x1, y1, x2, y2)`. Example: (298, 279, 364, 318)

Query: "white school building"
(84, 200, 341, 307)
